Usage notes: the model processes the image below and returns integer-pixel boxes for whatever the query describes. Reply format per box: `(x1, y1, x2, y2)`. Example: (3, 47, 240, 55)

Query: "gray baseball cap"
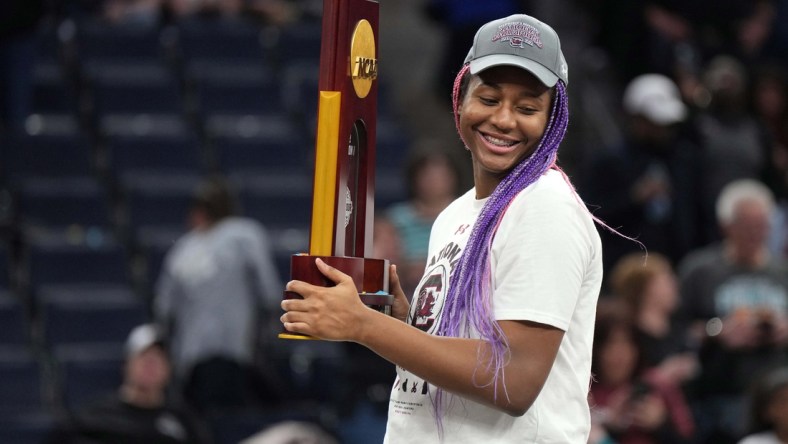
(464, 14, 568, 87)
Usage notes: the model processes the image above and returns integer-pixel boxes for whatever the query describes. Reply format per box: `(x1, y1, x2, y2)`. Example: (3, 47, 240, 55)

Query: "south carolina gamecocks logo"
(408, 265, 448, 333)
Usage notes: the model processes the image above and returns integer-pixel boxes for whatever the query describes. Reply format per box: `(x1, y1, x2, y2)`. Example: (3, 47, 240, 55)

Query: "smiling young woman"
(281, 14, 606, 444)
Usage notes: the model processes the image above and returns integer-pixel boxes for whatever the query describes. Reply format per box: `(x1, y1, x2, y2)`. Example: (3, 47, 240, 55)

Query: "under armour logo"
(454, 224, 470, 235)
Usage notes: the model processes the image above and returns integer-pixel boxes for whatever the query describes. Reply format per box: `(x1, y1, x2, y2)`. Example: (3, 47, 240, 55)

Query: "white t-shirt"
(384, 170, 603, 444)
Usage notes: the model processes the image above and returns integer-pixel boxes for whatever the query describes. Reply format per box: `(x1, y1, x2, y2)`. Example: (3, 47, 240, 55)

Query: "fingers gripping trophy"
(279, 0, 394, 339)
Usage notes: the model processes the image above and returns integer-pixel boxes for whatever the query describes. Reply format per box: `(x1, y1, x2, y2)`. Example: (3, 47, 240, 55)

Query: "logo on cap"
(491, 22, 543, 49)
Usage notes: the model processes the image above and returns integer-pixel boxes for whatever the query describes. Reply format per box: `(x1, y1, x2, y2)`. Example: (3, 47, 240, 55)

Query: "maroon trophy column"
(280, 0, 392, 339)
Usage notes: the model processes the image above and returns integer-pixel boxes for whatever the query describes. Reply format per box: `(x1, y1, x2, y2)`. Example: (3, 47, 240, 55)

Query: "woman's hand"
(281, 258, 374, 341)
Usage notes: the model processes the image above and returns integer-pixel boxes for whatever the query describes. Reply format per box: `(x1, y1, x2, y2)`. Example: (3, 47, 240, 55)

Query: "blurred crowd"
(1, 0, 788, 443)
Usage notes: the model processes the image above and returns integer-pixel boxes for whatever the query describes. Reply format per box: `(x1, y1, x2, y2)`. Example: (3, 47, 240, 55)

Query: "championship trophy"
(279, 0, 393, 339)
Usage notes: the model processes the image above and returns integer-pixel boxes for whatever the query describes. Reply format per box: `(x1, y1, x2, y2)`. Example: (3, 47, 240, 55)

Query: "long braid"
(432, 65, 570, 427)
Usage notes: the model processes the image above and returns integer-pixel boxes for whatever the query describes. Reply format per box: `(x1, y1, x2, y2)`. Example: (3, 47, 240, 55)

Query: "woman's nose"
(489, 106, 516, 131)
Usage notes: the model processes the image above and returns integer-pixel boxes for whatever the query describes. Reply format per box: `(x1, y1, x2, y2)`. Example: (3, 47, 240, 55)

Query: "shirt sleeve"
(491, 181, 597, 331)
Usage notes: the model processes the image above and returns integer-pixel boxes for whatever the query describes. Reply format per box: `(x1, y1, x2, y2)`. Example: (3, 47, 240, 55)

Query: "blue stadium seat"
(98, 113, 192, 140)
(16, 177, 112, 229)
(105, 131, 205, 180)
(37, 286, 148, 348)
(26, 238, 130, 287)
(234, 173, 312, 229)
(17, 114, 82, 139)
(212, 114, 309, 175)
(175, 17, 270, 62)
(30, 19, 79, 117)
(86, 62, 184, 116)
(268, 226, 309, 283)
(0, 411, 54, 444)
(31, 64, 79, 116)
(0, 242, 10, 289)
(274, 21, 322, 65)
(197, 79, 282, 118)
(279, 61, 319, 127)
(75, 19, 168, 65)
(0, 292, 30, 346)
(0, 346, 46, 414)
(33, 20, 65, 69)
(121, 173, 199, 237)
(374, 171, 407, 213)
(53, 343, 124, 409)
(1, 129, 94, 183)
(376, 117, 411, 173)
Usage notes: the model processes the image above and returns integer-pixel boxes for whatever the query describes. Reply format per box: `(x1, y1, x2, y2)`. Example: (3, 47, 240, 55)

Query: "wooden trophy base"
(279, 254, 394, 340)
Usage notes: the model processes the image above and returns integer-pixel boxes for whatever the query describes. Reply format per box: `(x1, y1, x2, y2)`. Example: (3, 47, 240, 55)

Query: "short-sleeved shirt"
(384, 170, 603, 443)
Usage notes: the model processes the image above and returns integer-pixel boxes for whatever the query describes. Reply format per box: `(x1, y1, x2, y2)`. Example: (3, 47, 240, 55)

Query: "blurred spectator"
(736, 0, 786, 66)
(751, 63, 788, 258)
(580, 73, 701, 272)
(588, 301, 695, 444)
(609, 252, 698, 387)
(762, 0, 788, 66)
(739, 366, 788, 444)
(690, 56, 774, 244)
(753, 64, 788, 191)
(154, 177, 284, 413)
(678, 178, 788, 443)
(45, 323, 213, 444)
(0, 0, 45, 129)
(240, 421, 338, 444)
(378, 145, 462, 298)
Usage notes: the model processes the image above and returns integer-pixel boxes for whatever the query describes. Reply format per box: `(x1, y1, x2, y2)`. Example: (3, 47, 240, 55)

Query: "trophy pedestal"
(279, 254, 394, 340)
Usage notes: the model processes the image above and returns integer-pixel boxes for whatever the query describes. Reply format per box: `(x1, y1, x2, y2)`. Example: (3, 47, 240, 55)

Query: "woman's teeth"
(483, 134, 517, 147)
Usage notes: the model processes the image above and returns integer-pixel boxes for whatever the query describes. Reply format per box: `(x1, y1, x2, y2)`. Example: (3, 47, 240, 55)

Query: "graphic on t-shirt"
(409, 268, 447, 333)
(395, 240, 464, 404)
(408, 241, 464, 334)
